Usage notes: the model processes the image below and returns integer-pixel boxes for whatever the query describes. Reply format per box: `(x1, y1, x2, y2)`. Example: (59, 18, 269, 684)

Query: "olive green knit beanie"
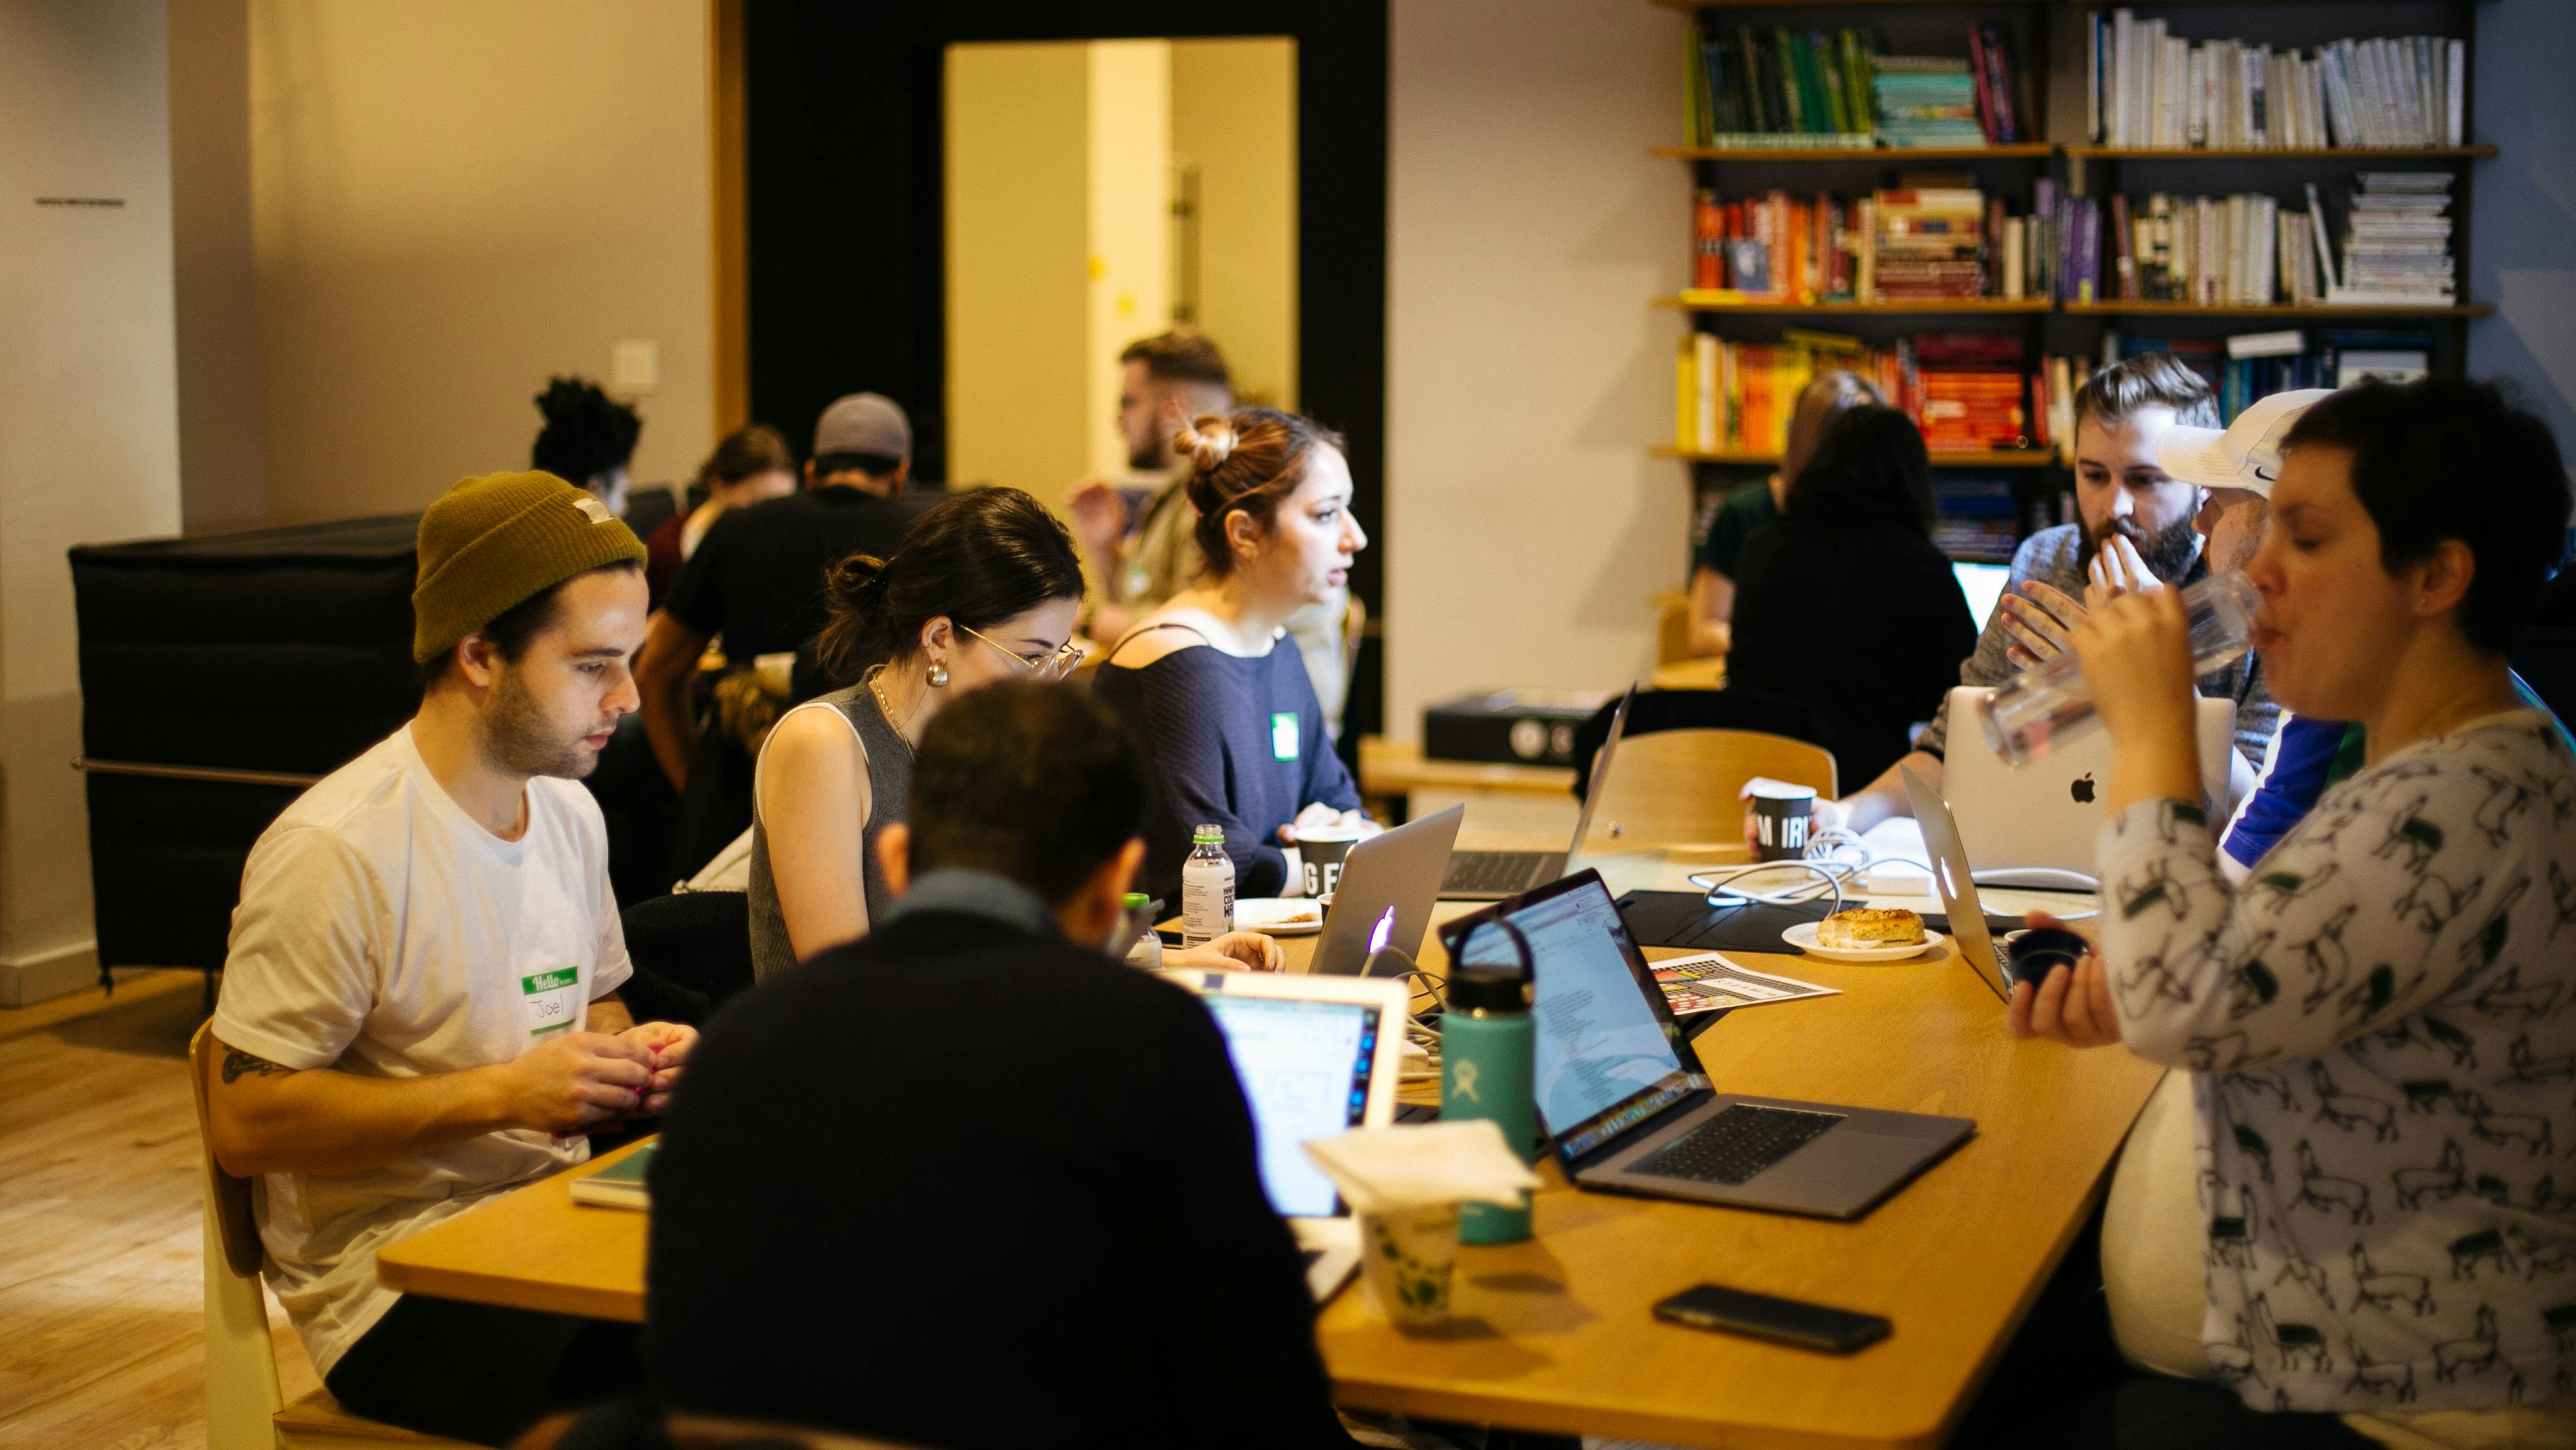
(412, 471, 648, 665)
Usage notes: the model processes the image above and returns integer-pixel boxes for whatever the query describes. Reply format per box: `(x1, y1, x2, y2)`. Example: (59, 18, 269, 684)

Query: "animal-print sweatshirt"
(2099, 710, 2576, 1415)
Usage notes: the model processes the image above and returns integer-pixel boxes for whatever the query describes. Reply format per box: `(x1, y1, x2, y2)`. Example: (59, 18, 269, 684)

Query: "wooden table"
(378, 840, 2162, 1450)
(1356, 736, 1577, 828)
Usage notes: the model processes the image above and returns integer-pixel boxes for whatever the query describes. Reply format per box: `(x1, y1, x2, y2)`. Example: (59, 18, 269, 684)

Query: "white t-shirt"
(210, 724, 631, 1375)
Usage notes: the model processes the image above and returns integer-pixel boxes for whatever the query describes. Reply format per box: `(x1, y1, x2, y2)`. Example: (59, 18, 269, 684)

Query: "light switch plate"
(611, 338, 660, 394)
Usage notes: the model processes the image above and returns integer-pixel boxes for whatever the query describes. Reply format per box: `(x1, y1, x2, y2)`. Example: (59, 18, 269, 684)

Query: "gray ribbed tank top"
(746, 680, 911, 982)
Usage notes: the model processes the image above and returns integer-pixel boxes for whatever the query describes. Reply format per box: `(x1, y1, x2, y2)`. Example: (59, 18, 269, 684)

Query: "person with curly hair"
(530, 377, 642, 516)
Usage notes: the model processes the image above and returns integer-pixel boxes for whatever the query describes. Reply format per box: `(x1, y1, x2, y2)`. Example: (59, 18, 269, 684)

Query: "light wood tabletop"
(1357, 736, 1577, 801)
(377, 838, 2160, 1449)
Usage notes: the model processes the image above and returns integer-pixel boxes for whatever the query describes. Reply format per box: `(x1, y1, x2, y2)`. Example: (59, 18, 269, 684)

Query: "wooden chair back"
(190, 1022, 267, 1280)
(1584, 728, 1837, 851)
(1652, 590, 1692, 666)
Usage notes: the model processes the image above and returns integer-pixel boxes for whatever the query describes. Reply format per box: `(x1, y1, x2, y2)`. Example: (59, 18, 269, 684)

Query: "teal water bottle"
(1442, 961, 1535, 1244)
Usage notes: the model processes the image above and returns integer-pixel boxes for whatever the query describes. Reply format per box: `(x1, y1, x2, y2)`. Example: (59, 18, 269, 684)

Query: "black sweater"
(1092, 639, 1361, 901)
(646, 910, 1352, 1449)
(1726, 515, 1980, 790)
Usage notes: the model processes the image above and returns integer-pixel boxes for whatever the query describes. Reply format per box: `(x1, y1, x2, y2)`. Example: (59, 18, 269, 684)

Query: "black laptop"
(1439, 688, 1631, 900)
(1437, 870, 1974, 1220)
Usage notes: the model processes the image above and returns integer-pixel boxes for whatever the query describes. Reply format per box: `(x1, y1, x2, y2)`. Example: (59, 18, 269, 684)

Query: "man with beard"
(203, 471, 694, 1445)
(1066, 331, 1353, 733)
(1836, 353, 2278, 833)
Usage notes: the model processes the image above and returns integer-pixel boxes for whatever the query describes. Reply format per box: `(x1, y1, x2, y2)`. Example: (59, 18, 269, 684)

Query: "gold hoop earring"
(926, 660, 949, 687)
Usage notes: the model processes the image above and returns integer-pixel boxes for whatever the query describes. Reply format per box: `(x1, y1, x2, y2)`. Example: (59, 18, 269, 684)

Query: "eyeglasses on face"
(958, 623, 1082, 680)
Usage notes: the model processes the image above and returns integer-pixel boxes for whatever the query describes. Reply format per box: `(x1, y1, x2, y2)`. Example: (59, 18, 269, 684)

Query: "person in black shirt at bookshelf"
(1686, 370, 1882, 658)
(646, 680, 1355, 1449)
(1726, 404, 1979, 791)
(636, 392, 921, 794)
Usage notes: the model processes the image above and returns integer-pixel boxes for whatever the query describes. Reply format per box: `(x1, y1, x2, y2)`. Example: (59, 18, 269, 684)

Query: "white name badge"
(520, 966, 582, 1041)
(1271, 711, 1300, 761)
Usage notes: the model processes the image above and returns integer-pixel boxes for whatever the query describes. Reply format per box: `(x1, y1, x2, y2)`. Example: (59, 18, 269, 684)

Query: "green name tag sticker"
(1271, 712, 1300, 761)
(520, 967, 582, 1039)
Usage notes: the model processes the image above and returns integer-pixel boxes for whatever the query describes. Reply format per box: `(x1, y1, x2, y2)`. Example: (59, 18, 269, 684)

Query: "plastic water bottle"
(1977, 572, 2261, 768)
(1180, 825, 1235, 948)
(1120, 893, 1164, 970)
(1442, 962, 1535, 1245)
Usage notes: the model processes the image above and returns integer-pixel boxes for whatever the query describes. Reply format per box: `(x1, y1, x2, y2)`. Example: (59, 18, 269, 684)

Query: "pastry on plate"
(1816, 907, 1925, 951)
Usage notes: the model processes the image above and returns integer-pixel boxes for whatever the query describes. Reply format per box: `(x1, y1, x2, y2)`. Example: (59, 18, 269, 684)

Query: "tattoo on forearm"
(221, 1048, 293, 1084)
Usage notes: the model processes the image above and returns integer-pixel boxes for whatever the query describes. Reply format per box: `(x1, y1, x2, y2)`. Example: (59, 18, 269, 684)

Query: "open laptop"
(1162, 969, 1409, 1299)
(1312, 805, 1463, 975)
(1439, 687, 1633, 900)
(1437, 870, 1973, 1220)
(1899, 765, 2019, 1004)
(1941, 685, 2235, 879)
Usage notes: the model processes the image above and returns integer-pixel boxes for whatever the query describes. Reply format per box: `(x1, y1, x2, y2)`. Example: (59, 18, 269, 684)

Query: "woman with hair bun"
(1093, 409, 1374, 903)
(530, 376, 643, 515)
(749, 486, 1280, 980)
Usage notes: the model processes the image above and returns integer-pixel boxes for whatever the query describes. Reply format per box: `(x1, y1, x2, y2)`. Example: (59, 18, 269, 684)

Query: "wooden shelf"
(2069, 145, 2495, 161)
(1655, 144, 2054, 162)
(1661, 295, 2052, 314)
(2064, 301, 2494, 318)
(1656, 446, 2056, 468)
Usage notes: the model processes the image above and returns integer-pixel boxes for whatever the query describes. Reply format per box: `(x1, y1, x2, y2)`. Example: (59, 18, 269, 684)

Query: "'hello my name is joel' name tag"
(520, 967, 582, 1040)
(1270, 712, 1300, 761)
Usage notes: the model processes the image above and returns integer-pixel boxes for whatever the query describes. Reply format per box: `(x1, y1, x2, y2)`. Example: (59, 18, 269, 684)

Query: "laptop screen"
(1200, 994, 1381, 1218)
(1953, 561, 2011, 630)
(1453, 876, 1699, 1160)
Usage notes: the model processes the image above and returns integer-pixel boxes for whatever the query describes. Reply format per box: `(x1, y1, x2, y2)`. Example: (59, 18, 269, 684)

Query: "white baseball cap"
(2154, 388, 2335, 498)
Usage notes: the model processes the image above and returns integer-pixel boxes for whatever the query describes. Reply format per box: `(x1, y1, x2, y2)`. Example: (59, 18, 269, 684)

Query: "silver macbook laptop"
(1439, 687, 1633, 900)
(1162, 969, 1409, 1300)
(1312, 805, 1462, 976)
(1437, 870, 1973, 1220)
(1900, 765, 2016, 1004)
(1941, 685, 2235, 880)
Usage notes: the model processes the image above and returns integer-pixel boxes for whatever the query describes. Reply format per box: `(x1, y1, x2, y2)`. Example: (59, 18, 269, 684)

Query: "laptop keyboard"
(1441, 851, 1553, 895)
(1631, 1104, 1843, 1186)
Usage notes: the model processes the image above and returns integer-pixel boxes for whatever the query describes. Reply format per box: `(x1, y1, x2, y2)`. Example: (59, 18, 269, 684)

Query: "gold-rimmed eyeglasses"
(958, 624, 1082, 680)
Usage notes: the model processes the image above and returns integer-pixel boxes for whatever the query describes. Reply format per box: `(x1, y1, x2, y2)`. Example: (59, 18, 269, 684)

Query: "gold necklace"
(864, 666, 917, 755)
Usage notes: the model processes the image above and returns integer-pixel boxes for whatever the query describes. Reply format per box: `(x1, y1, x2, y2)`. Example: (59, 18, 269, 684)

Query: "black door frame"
(743, 1, 1389, 746)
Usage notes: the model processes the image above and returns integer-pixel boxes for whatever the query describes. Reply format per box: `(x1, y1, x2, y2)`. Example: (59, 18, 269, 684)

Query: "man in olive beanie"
(203, 471, 690, 1445)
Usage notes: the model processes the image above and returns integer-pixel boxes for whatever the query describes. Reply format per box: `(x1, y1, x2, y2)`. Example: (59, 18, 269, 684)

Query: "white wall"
(0, 0, 186, 1002)
(246, 0, 713, 523)
(1385, 0, 1687, 738)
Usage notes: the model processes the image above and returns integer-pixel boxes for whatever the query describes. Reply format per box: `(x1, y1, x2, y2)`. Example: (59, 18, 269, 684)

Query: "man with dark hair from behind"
(648, 681, 1356, 1449)
(636, 391, 920, 793)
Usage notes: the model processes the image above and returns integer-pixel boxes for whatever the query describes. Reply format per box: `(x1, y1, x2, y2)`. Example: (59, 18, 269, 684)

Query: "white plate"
(1781, 921, 1945, 963)
(1233, 898, 1324, 936)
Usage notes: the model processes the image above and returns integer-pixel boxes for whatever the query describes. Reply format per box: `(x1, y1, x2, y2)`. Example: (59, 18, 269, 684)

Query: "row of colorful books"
(1690, 187, 2021, 303)
(2088, 11, 2466, 150)
(1672, 331, 2038, 458)
(1680, 24, 2028, 149)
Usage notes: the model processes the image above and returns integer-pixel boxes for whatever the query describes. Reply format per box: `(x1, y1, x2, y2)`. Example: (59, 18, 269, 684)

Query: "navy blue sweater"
(1093, 636, 1361, 902)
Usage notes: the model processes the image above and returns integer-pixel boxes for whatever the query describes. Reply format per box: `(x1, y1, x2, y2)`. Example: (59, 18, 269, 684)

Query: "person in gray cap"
(637, 392, 922, 793)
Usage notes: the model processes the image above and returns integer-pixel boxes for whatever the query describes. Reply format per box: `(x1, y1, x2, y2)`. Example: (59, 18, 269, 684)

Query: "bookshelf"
(1657, 0, 2493, 571)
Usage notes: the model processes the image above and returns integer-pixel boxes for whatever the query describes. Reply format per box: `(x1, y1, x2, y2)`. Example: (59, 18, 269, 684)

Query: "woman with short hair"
(2014, 376, 2576, 1444)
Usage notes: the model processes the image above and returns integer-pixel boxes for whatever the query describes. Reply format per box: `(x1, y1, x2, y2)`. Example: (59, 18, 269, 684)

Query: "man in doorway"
(203, 472, 695, 1446)
(1068, 331, 1353, 734)
(1835, 353, 2279, 832)
(638, 391, 920, 790)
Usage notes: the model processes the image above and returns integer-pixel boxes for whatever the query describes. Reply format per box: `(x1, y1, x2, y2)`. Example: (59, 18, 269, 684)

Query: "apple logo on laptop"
(2071, 773, 2096, 805)
(1367, 906, 1397, 956)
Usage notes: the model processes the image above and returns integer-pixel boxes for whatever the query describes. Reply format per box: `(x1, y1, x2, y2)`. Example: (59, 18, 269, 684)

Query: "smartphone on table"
(1652, 1283, 1891, 1354)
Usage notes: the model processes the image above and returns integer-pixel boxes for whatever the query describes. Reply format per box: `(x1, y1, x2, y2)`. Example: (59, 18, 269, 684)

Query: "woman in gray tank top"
(748, 489, 1089, 981)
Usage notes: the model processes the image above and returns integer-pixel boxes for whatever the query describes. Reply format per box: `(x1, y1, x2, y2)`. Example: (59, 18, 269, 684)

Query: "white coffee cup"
(1357, 1201, 1461, 1328)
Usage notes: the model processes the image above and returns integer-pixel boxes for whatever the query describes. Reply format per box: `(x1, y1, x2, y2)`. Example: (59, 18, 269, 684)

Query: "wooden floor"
(0, 972, 318, 1447)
